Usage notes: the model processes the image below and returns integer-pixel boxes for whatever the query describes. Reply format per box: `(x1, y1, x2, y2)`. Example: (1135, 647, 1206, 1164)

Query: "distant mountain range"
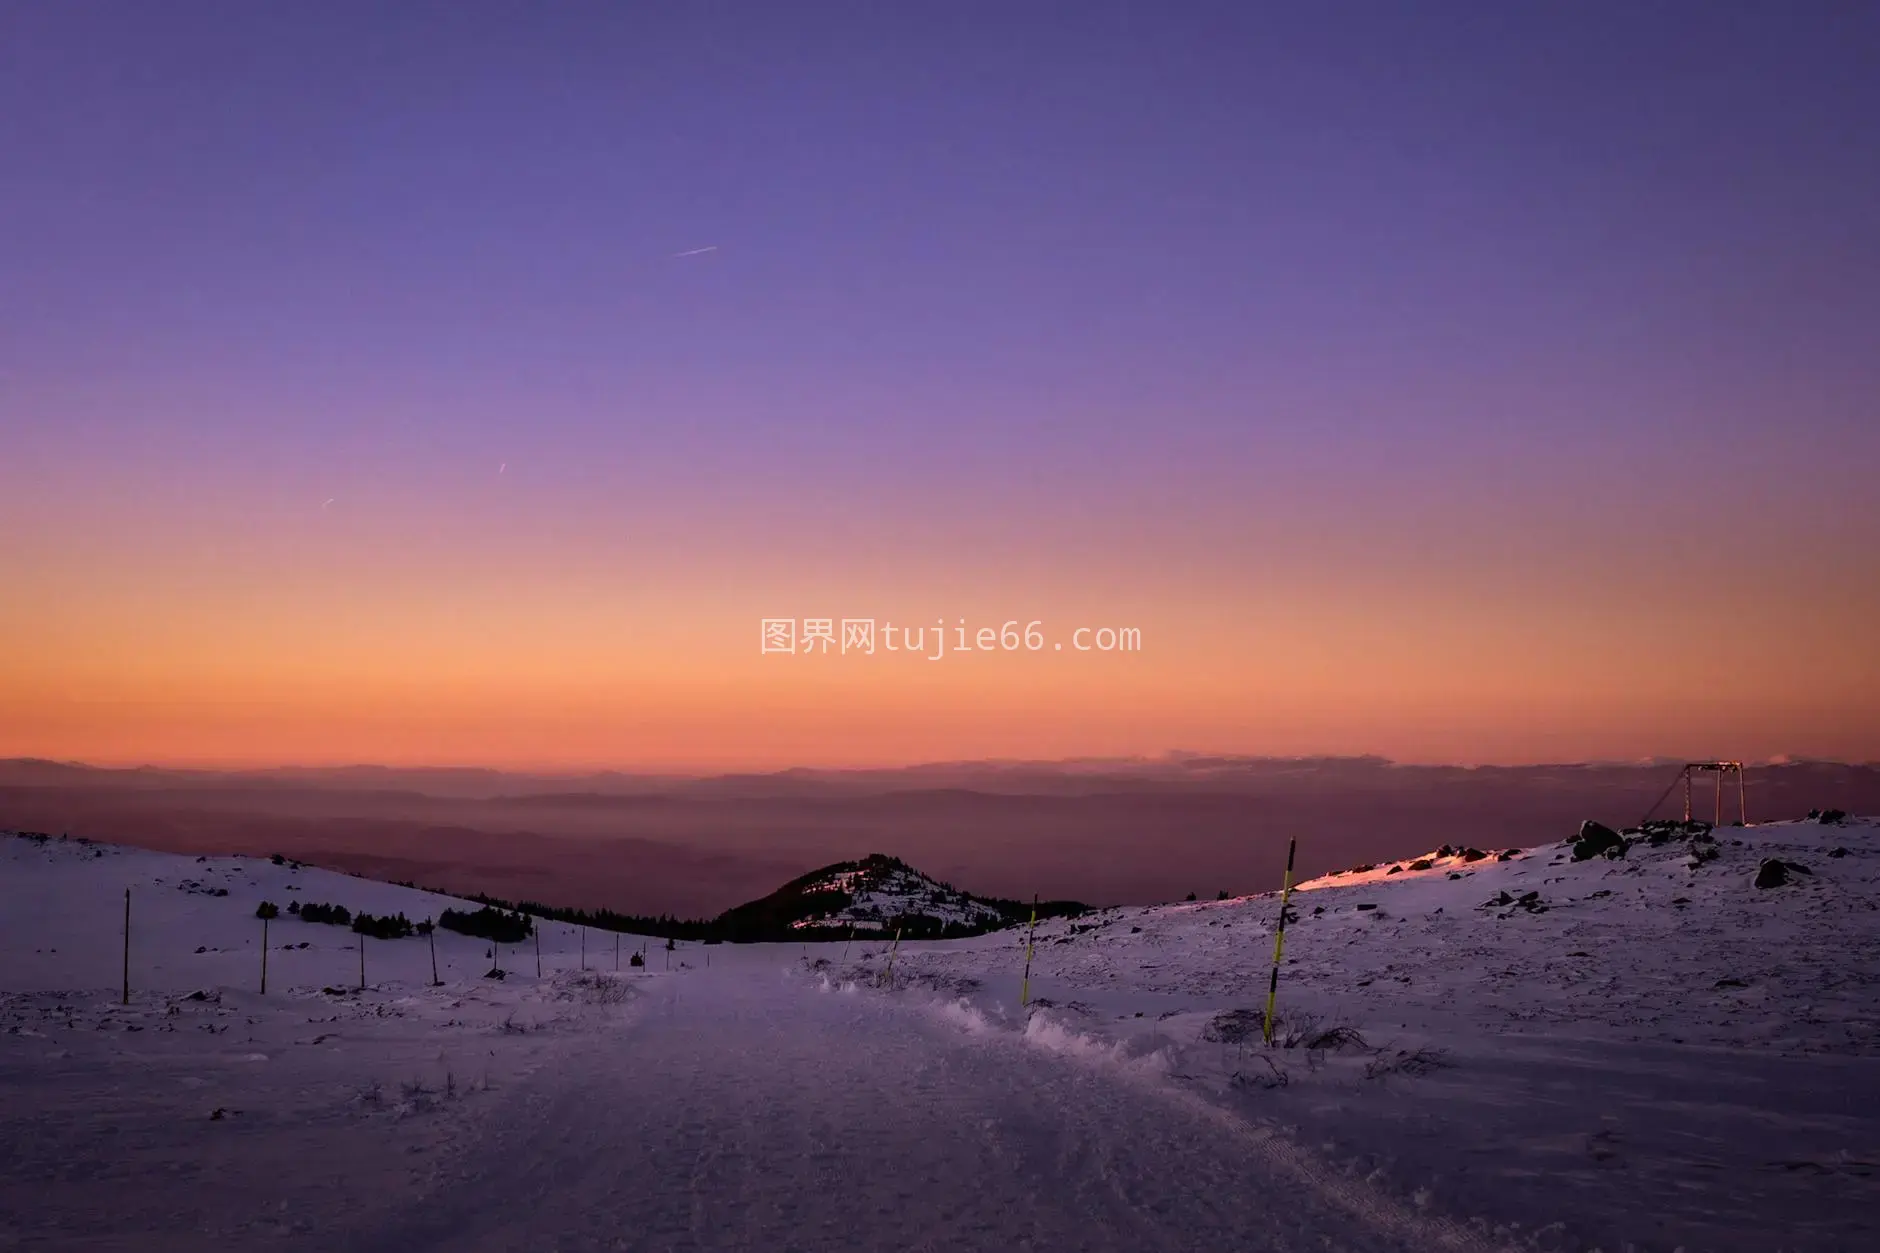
(5, 756, 1879, 917)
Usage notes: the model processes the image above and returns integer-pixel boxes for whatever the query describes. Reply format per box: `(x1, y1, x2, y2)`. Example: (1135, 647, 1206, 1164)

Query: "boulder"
(1461, 848, 1487, 862)
(1572, 821, 1625, 861)
(1753, 859, 1790, 889)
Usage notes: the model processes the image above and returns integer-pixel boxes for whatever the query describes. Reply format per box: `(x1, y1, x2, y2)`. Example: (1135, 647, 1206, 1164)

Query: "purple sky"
(4, 2, 1877, 768)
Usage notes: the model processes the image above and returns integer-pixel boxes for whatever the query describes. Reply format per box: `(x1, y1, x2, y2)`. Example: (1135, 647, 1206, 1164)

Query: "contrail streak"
(672, 245, 719, 257)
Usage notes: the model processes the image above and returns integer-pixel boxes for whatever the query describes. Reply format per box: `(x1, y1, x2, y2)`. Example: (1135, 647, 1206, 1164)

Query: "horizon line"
(4, 752, 1873, 779)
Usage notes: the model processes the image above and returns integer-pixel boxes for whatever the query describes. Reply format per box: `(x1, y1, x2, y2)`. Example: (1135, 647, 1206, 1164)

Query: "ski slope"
(3, 820, 1876, 1251)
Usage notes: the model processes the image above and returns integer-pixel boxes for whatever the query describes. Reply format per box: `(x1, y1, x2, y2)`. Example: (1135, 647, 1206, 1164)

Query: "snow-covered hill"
(715, 851, 1069, 939)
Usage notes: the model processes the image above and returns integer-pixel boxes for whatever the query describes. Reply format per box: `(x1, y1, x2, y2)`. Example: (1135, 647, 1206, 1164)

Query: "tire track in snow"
(910, 990, 1513, 1253)
(339, 968, 1507, 1252)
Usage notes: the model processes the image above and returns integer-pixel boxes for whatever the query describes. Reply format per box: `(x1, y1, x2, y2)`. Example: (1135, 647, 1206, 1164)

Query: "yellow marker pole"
(1019, 895, 1038, 1007)
(880, 926, 902, 988)
(1261, 838, 1297, 1046)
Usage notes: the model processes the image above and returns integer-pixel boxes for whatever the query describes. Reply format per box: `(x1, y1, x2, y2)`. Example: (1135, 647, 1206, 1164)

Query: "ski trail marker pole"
(429, 924, 440, 986)
(881, 926, 902, 988)
(1020, 895, 1038, 1007)
(121, 888, 130, 1006)
(1261, 838, 1297, 1046)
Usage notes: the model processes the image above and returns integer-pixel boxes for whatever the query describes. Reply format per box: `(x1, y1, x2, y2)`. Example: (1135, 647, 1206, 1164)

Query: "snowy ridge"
(865, 815, 1880, 1251)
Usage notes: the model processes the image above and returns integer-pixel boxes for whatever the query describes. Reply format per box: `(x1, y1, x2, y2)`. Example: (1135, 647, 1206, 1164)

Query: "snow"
(3, 819, 1877, 1251)
(785, 858, 1009, 932)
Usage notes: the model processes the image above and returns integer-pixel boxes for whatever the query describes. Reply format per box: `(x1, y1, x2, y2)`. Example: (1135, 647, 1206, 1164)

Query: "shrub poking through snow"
(254, 901, 279, 920)
(295, 902, 352, 926)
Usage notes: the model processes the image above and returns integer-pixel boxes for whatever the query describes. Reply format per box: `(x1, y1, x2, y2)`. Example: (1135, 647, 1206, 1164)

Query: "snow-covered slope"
(4, 819, 1877, 1252)
(877, 815, 1880, 1251)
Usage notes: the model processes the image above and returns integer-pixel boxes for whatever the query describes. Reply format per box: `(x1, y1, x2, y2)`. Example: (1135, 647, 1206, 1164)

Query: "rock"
(1355, 903, 1377, 911)
(1461, 848, 1487, 862)
(1437, 844, 1454, 857)
(1387, 865, 1403, 874)
(1714, 978, 1746, 989)
(1409, 859, 1433, 871)
(1829, 847, 1849, 859)
(1484, 891, 1514, 908)
(1572, 821, 1625, 861)
(1447, 872, 1463, 880)
(1753, 859, 1791, 889)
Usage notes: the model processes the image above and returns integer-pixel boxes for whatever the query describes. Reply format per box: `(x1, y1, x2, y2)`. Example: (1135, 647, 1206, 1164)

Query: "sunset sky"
(4, 3, 1877, 769)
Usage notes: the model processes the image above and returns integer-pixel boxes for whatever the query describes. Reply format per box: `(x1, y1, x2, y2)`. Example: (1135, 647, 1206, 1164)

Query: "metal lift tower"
(1641, 761, 1747, 827)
